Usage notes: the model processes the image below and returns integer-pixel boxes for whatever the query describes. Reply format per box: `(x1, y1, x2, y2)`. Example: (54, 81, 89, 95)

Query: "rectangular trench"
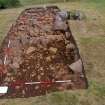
(0, 6, 88, 98)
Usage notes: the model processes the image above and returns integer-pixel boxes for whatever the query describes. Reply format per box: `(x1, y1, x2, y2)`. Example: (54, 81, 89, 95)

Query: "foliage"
(0, 0, 20, 9)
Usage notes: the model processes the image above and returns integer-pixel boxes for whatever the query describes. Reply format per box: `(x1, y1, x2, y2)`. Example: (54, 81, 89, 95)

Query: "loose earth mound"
(0, 6, 87, 98)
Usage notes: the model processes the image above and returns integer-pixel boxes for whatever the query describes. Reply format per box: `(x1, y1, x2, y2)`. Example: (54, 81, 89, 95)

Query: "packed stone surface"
(0, 6, 87, 98)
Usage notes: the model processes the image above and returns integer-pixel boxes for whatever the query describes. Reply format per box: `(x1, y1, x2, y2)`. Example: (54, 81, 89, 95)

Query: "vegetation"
(0, 0, 20, 9)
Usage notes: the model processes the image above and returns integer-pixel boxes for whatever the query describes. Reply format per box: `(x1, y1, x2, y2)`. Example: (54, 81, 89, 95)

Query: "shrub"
(0, 0, 21, 9)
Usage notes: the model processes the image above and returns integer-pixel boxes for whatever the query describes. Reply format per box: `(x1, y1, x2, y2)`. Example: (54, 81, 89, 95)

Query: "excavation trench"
(0, 6, 87, 98)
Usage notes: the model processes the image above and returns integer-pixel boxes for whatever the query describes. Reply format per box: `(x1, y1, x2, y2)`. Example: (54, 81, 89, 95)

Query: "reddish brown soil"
(0, 6, 87, 98)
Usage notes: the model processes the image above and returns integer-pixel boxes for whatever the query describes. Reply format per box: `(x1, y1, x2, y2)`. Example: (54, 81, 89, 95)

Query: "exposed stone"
(22, 90, 25, 95)
(69, 59, 83, 73)
(49, 47, 58, 54)
(65, 39, 70, 45)
(15, 86, 20, 90)
(20, 35, 29, 45)
(58, 11, 68, 20)
(7, 73, 11, 77)
(4, 77, 11, 82)
(10, 76, 14, 81)
(46, 56, 51, 62)
(58, 86, 64, 91)
(53, 20, 68, 31)
(26, 47, 35, 54)
(35, 86, 39, 90)
(65, 32, 71, 40)
(66, 43, 75, 50)
(38, 75, 41, 80)
(40, 72, 44, 76)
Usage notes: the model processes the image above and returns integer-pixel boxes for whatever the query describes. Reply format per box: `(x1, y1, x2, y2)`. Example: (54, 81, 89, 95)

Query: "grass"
(20, 0, 71, 6)
(0, 0, 21, 9)
(0, 0, 105, 105)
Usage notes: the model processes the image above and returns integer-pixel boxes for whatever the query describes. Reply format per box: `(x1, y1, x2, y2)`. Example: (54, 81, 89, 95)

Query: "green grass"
(0, 0, 21, 9)
(19, 0, 82, 5)
(0, 0, 105, 105)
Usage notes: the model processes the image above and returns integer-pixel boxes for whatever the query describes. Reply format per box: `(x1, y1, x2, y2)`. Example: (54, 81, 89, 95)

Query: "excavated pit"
(0, 6, 87, 98)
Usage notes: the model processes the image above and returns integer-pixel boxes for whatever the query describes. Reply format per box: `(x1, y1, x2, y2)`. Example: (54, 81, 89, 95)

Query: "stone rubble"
(0, 6, 87, 98)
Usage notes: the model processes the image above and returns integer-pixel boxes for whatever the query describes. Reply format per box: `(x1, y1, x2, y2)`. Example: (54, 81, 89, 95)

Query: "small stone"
(46, 56, 51, 62)
(38, 75, 41, 80)
(40, 67, 43, 71)
(15, 86, 20, 90)
(49, 47, 57, 54)
(13, 57, 22, 65)
(26, 47, 35, 54)
(40, 72, 44, 76)
(51, 55, 55, 59)
(22, 90, 25, 95)
(65, 40, 70, 45)
(65, 32, 71, 39)
(18, 72, 22, 76)
(4, 77, 11, 82)
(20, 35, 29, 45)
(10, 76, 14, 81)
(31, 73, 36, 77)
(23, 69, 27, 72)
(58, 86, 64, 91)
(69, 59, 83, 73)
(35, 86, 39, 90)
(80, 74, 84, 78)
(43, 48, 47, 51)
(7, 73, 11, 76)
(50, 66, 55, 70)
(66, 43, 75, 50)
(53, 16, 68, 31)
(12, 62, 20, 68)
